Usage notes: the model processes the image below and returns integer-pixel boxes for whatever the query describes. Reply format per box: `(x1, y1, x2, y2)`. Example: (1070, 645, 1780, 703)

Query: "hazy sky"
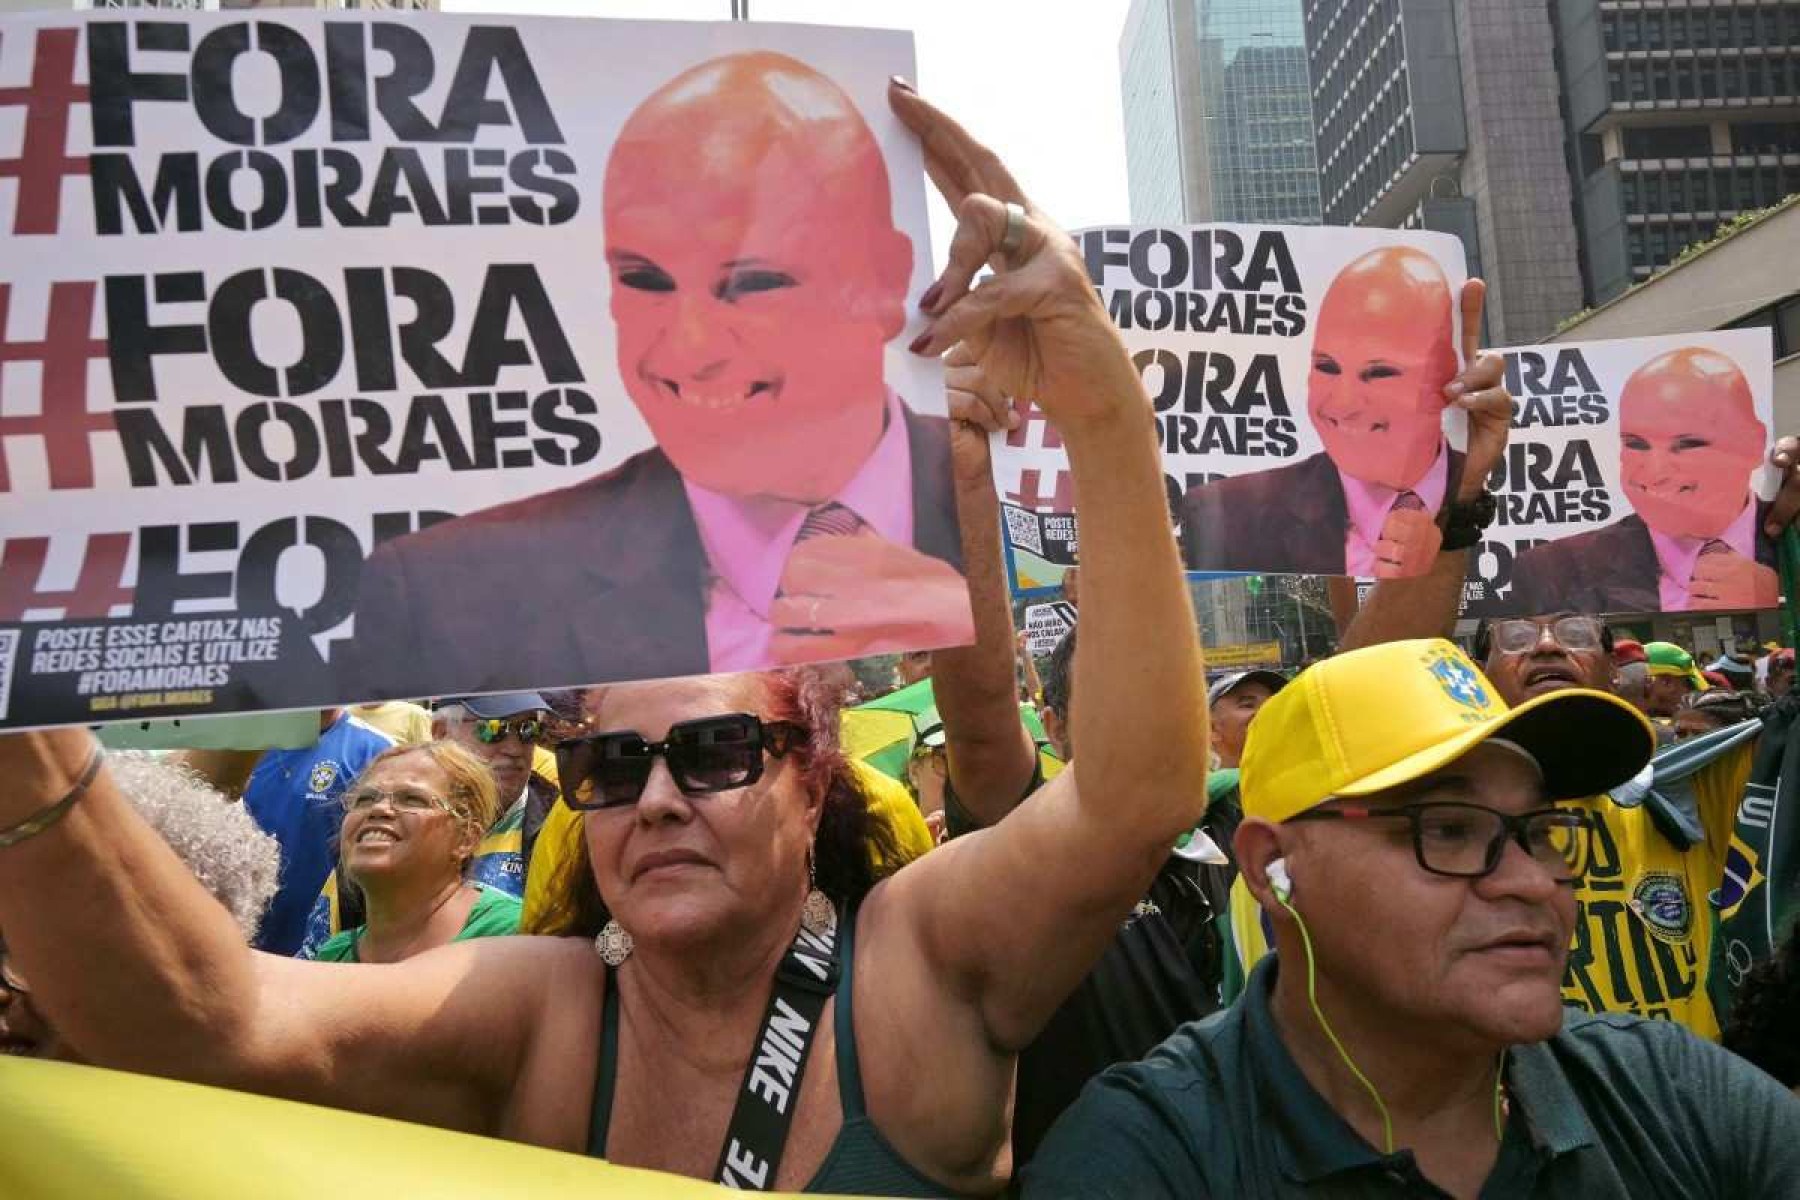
(441, 0, 1135, 262)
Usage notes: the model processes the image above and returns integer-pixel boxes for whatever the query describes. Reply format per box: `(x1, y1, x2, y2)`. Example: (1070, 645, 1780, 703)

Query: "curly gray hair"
(104, 752, 281, 942)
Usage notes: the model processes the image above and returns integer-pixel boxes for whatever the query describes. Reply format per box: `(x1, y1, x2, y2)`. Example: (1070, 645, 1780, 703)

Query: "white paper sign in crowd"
(1022, 601, 1077, 658)
(0, 11, 970, 730)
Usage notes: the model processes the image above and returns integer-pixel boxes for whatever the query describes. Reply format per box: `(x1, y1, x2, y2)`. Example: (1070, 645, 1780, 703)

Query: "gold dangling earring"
(594, 919, 633, 966)
(801, 849, 836, 937)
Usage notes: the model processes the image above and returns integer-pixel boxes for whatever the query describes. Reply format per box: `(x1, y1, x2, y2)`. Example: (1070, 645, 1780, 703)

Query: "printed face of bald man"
(1308, 248, 1457, 490)
(1619, 349, 1765, 539)
(603, 53, 913, 504)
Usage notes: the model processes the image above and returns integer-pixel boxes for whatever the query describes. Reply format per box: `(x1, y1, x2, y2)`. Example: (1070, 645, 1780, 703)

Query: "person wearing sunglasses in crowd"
(1029, 639, 1800, 1199)
(0, 82, 1208, 1196)
(434, 693, 563, 877)
(311, 742, 521, 965)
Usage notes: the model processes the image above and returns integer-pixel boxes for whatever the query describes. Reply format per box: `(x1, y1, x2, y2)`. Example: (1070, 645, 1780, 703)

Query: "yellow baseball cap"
(1240, 639, 1656, 824)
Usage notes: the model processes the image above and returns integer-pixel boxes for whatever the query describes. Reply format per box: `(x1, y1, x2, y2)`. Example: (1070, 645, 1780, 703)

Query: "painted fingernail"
(890, 75, 915, 93)
(919, 282, 943, 312)
(908, 330, 933, 355)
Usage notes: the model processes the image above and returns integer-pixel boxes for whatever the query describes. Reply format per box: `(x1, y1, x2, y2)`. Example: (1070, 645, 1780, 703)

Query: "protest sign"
(993, 224, 1468, 593)
(0, 11, 967, 731)
(1464, 328, 1776, 616)
(1022, 600, 1076, 657)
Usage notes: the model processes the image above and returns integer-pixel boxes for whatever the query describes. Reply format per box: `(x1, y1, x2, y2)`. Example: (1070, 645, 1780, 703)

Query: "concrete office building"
(1554, 0, 1800, 305)
(1299, 0, 1799, 342)
(1120, 0, 1322, 224)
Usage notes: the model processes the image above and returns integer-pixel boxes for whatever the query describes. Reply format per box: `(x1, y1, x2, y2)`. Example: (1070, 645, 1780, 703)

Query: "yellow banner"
(0, 1058, 732, 1200)
(1207, 641, 1283, 669)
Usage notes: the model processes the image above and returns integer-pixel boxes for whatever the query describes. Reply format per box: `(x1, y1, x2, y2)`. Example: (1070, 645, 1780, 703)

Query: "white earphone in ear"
(1267, 857, 1293, 903)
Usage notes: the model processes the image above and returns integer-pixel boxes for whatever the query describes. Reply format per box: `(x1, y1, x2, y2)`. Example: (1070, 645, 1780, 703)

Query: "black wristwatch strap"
(1441, 493, 1497, 552)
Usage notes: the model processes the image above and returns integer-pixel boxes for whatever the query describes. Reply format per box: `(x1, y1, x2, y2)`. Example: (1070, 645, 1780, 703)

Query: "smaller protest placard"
(1465, 328, 1776, 616)
(993, 223, 1469, 592)
(1022, 601, 1077, 657)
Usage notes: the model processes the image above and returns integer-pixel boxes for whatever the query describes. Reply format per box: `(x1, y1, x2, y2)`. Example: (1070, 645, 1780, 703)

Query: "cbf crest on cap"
(1423, 642, 1495, 720)
(1239, 638, 1655, 826)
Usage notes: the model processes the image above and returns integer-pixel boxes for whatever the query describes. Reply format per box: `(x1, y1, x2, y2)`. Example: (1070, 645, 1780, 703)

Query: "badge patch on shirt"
(1630, 871, 1692, 943)
(308, 760, 340, 796)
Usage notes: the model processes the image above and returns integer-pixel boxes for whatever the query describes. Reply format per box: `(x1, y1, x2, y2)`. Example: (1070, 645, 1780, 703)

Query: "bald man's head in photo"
(1619, 348, 1765, 539)
(603, 53, 914, 503)
(1307, 247, 1459, 490)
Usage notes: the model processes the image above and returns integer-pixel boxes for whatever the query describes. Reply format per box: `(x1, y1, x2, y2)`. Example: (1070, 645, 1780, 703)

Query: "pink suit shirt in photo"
(1649, 498, 1758, 611)
(1337, 443, 1450, 577)
(683, 391, 915, 672)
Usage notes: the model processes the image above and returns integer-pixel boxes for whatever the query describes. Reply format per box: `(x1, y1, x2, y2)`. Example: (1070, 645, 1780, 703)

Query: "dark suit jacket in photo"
(1178, 448, 1465, 576)
(1508, 503, 1776, 615)
(335, 405, 963, 702)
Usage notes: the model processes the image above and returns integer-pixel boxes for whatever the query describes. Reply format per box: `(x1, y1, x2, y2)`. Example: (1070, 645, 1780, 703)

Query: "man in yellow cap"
(1026, 639, 1800, 1198)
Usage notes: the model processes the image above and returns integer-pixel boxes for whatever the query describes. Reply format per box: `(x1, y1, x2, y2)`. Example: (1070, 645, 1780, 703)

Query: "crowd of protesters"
(3, 76, 1799, 1200)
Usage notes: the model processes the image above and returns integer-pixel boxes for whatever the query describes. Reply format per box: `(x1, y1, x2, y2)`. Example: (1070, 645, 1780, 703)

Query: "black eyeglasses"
(471, 717, 546, 746)
(1287, 801, 1592, 883)
(557, 713, 805, 810)
(1489, 616, 1605, 655)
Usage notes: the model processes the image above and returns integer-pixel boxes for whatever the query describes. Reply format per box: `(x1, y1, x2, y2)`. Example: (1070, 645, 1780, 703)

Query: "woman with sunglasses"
(0, 83, 1208, 1195)
(311, 741, 520, 965)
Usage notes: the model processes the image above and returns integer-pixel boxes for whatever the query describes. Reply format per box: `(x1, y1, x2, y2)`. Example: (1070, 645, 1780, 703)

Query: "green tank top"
(586, 906, 957, 1196)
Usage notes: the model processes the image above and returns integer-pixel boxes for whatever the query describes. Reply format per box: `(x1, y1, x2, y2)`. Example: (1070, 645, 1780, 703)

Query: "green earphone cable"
(1281, 891, 1396, 1154)
(1282, 892, 1510, 1155)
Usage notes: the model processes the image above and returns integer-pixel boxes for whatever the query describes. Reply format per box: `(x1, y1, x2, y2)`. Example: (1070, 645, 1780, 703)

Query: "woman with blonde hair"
(312, 741, 520, 964)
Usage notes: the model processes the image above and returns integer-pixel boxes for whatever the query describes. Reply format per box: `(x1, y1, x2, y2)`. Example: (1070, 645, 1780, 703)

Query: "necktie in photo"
(796, 501, 866, 543)
(778, 503, 868, 629)
(1391, 490, 1427, 516)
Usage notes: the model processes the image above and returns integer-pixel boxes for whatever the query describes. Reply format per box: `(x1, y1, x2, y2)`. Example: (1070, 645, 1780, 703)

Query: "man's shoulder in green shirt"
(1022, 956, 1800, 1199)
(311, 884, 522, 963)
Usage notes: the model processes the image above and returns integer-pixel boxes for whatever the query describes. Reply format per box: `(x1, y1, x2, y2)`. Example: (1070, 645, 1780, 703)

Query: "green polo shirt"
(1023, 956, 1800, 1198)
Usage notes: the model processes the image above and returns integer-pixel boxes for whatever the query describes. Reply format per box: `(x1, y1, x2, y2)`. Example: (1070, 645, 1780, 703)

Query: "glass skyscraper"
(1119, 0, 1322, 225)
(1193, 0, 1321, 224)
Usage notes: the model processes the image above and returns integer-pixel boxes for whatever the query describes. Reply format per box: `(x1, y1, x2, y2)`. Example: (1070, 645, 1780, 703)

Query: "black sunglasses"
(471, 716, 546, 746)
(557, 712, 806, 810)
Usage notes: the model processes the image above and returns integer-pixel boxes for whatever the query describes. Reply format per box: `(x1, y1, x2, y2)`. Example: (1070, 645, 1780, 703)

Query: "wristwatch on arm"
(1440, 492, 1497, 553)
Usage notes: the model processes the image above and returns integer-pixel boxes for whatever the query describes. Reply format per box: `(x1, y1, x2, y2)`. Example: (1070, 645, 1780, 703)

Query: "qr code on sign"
(1003, 505, 1044, 556)
(0, 630, 17, 722)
